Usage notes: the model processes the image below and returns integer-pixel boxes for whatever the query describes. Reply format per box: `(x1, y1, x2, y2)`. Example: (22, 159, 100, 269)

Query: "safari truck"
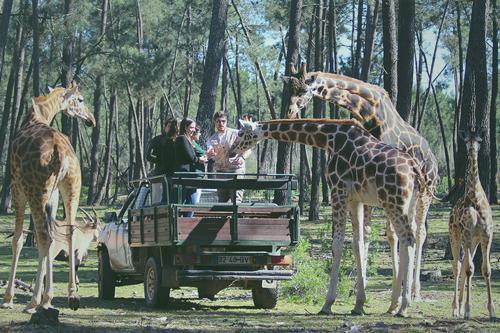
(97, 173, 299, 309)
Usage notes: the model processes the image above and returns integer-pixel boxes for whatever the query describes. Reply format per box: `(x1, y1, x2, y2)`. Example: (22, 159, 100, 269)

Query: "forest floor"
(0, 202, 498, 332)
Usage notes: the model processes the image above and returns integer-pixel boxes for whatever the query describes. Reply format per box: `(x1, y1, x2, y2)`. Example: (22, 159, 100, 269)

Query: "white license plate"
(217, 255, 251, 265)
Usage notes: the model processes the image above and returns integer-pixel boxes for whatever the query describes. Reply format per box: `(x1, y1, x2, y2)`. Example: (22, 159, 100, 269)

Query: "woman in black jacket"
(175, 118, 207, 215)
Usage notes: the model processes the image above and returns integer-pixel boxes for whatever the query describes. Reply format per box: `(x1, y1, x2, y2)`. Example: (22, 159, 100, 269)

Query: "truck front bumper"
(178, 269, 294, 281)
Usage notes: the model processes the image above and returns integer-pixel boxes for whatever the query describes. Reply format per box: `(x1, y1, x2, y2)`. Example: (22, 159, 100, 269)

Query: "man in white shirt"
(207, 111, 252, 203)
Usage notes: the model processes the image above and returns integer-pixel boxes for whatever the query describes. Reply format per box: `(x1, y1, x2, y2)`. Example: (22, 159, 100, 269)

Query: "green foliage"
(282, 239, 330, 305)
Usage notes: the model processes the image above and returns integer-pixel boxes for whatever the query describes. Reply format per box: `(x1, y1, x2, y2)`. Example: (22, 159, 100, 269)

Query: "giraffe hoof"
(23, 305, 37, 314)
(68, 295, 80, 311)
(318, 308, 333, 315)
(387, 306, 398, 315)
(351, 308, 366, 316)
(1, 302, 13, 309)
(395, 311, 409, 318)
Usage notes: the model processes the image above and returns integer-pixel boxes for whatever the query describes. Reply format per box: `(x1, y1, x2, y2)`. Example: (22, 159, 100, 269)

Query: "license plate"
(216, 255, 252, 265)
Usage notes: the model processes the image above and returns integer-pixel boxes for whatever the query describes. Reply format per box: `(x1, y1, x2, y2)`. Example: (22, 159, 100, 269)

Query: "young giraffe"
(2, 81, 95, 313)
(230, 118, 423, 317)
(285, 65, 439, 301)
(449, 128, 495, 320)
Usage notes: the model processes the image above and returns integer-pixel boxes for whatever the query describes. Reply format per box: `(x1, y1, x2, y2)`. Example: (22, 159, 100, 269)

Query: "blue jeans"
(181, 187, 196, 217)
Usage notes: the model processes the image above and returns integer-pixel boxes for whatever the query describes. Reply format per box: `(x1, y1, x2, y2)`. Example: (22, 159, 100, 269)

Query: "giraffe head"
(53, 80, 96, 127)
(460, 127, 484, 158)
(229, 119, 262, 155)
(283, 64, 312, 119)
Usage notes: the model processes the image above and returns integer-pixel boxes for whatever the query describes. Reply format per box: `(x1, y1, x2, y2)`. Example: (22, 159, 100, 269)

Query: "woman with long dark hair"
(175, 118, 207, 215)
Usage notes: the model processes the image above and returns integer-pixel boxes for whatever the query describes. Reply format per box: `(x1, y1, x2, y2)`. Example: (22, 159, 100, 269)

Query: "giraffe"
(230, 118, 423, 317)
(284, 64, 439, 301)
(2, 81, 95, 313)
(449, 128, 495, 320)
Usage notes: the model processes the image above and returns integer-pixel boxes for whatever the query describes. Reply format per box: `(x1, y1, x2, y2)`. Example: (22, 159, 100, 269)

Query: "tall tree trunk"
(309, 0, 324, 220)
(128, 102, 136, 181)
(235, 34, 243, 120)
(360, 0, 379, 81)
(382, 0, 397, 104)
(87, 0, 108, 204)
(0, 10, 27, 213)
(61, 0, 74, 138)
(453, 0, 464, 190)
(0, 0, 14, 84)
(455, 0, 490, 202)
(184, 4, 193, 117)
(88, 78, 102, 204)
(32, 0, 40, 96)
(489, 0, 498, 204)
(353, 0, 364, 78)
(412, 29, 423, 127)
(195, 0, 228, 144)
(220, 39, 229, 112)
(396, 0, 415, 121)
(274, 0, 302, 206)
(95, 86, 116, 205)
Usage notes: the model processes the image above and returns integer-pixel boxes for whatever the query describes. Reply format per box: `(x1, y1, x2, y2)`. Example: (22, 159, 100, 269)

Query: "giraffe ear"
(239, 119, 245, 128)
(290, 64, 298, 75)
(48, 86, 54, 93)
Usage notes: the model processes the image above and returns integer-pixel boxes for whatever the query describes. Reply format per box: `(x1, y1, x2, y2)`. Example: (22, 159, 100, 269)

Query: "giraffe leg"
(319, 193, 347, 315)
(481, 234, 496, 320)
(463, 242, 477, 320)
(349, 202, 367, 315)
(449, 223, 462, 317)
(362, 206, 372, 274)
(386, 220, 400, 314)
(412, 194, 430, 301)
(59, 175, 81, 311)
(2, 186, 26, 309)
(23, 197, 55, 314)
(388, 210, 416, 318)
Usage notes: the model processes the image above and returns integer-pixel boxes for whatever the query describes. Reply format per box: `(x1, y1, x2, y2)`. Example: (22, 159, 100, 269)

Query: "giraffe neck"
(465, 144, 483, 197)
(259, 119, 361, 151)
(27, 88, 65, 125)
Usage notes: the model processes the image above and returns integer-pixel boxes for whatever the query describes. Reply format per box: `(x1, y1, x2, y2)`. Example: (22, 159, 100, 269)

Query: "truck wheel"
(252, 284, 278, 309)
(98, 248, 116, 300)
(144, 257, 170, 308)
(197, 287, 216, 300)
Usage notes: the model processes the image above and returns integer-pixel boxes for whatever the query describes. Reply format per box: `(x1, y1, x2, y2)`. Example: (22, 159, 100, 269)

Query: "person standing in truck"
(146, 118, 179, 203)
(206, 111, 252, 203)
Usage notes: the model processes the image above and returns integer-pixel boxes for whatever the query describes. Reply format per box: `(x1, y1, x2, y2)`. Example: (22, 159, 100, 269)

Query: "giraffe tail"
(44, 204, 70, 245)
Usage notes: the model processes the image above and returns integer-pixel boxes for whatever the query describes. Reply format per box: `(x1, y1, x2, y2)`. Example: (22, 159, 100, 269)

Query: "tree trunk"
(454, 0, 490, 203)
(309, 0, 324, 220)
(184, 4, 193, 117)
(235, 34, 243, 119)
(382, 0, 397, 104)
(396, 0, 415, 121)
(0, 0, 14, 84)
(95, 86, 116, 205)
(489, 0, 498, 204)
(128, 102, 136, 181)
(274, 0, 303, 206)
(353, 0, 364, 78)
(220, 39, 229, 112)
(32, 0, 40, 96)
(61, 0, 74, 138)
(195, 0, 229, 144)
(360, 0, 379, 81)
(87, 77, 102, 204)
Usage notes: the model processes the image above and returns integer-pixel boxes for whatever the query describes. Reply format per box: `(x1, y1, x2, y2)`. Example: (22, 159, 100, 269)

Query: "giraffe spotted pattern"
(231, 118, 423, 317)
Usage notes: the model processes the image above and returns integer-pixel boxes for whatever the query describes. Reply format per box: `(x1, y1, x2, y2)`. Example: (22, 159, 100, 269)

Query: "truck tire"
(98, 248, 116, 300)
(144, 257, 170, 308)
(252, 284, 278, 309)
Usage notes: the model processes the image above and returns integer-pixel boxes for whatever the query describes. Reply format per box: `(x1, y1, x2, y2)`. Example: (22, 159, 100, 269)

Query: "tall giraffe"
(2, 81, 95, 313)
(231, 119, 423, 317)
(285, 64, 439, 300)
(449, 128, 495, 320)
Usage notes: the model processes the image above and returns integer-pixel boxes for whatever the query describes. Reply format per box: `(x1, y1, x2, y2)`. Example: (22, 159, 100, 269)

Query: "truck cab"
(97, 173, 299, 309)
